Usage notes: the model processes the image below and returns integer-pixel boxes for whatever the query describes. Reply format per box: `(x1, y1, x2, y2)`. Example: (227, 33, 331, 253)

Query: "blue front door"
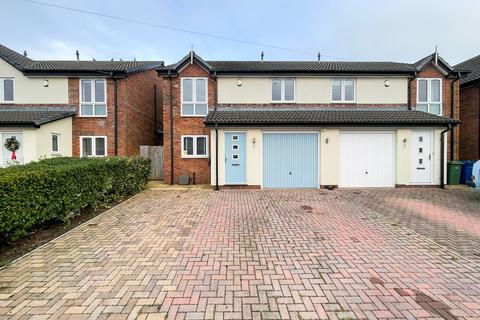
(225, 132, 246, 184)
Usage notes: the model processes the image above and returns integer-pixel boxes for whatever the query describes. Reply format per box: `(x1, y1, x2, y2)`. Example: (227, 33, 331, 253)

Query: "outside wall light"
(43, 80, 49, 87)
(384, 80, 391, 87)
(252, 137, 256, 144)
(403, 138, 407, 147)
(237, 79, 243, 86)
(325, 137, 329, 144)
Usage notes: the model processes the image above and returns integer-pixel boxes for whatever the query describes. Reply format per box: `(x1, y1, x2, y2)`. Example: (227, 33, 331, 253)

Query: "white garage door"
(340, 131, 395, 187)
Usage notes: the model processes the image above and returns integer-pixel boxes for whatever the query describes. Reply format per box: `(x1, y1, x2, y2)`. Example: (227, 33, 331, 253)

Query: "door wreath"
(4, 136, 20, 160)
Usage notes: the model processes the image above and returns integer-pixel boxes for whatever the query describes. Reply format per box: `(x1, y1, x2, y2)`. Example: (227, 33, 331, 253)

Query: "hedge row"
(0, 156, 151, 242)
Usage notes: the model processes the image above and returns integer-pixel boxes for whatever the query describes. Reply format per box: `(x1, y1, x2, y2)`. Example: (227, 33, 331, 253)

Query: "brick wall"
(161, 64, 215, 184)
(459, 83, 480, 160)
(410, 63, 460, 160)
(69, 71, 162, 157)
(125, 69, 162, 155)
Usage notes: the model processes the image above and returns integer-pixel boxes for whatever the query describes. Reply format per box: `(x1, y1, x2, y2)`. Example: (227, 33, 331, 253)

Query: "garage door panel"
(340, 132, 395, 187)
(263, 133, 318, 188)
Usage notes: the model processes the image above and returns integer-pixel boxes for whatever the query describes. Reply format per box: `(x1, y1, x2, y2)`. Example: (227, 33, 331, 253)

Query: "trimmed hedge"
(0, 156, 151, 242)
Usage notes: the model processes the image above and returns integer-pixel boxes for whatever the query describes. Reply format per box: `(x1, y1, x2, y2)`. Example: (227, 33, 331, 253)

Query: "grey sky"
(1, 0, 480, 65)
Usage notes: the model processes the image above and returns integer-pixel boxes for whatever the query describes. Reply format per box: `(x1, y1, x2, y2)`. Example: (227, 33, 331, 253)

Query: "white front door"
(2, 133, 24, 166)
(411, 131, 433, 184)
(339, 131, 395, 187)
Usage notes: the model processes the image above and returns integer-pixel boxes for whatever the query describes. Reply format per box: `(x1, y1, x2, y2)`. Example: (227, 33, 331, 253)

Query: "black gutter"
(168, 71, 174, 185)
(441, 124, 453, 189)
(205, 122, 459, 128)
(450, 72, 461, 160)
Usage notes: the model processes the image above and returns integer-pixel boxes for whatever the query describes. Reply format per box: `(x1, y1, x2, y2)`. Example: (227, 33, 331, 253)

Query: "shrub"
(0, 156, 151, 242)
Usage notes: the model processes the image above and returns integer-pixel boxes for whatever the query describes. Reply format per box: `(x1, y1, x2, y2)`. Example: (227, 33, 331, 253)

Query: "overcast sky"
(2, 0, 480, 65)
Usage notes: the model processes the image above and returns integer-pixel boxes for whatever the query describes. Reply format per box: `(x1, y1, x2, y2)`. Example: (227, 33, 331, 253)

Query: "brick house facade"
(410, 64, 461, 160)
(0, 43, 163, 159)
(160, 63, 216, 184)
(68, 70, 162, 157)
(455, 55, 480, 160)
(159, 52, 464, 187)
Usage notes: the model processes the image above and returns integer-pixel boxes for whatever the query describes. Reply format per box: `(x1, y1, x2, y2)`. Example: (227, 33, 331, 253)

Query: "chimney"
(75, 50, 80, 61)
(23, 50, 27, 57)
(317, 52, 321, 61)
(261, 51, 264, 61)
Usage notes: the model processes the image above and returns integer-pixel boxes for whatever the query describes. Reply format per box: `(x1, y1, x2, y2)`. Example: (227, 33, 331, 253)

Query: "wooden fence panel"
(140, 146, 164, 180)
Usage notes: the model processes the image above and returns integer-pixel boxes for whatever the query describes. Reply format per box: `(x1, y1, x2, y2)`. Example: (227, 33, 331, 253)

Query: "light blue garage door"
(263, 133, 318, 188)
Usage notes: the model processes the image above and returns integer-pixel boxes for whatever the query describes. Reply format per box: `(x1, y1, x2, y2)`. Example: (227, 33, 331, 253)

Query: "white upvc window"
(331, 79, 355, 102)
(417, 78, 442, 115)
(181, 135, 208, 158)
(181, 77, 208, 116)
(80, 79, 107, 117)
(0, 78, 14, 103)
(51, 133, 60, 153)
(271, 78, 295, 102)
(80, 136, 107, 157)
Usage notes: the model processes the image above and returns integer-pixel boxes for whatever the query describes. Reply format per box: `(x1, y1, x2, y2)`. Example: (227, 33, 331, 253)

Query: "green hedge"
(0, 156, 151, 242)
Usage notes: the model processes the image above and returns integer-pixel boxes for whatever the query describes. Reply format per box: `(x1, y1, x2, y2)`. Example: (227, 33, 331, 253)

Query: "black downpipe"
(215, 122, 219, 191)
(153, 84, 157, 144)
(450, 73, 460, 160)
(113, 77, 118, 156)
(441, 125, 452, 189)
(478, 85, 480, 158)
(169, 73, 174, 185)
(407, 72, 416, 110)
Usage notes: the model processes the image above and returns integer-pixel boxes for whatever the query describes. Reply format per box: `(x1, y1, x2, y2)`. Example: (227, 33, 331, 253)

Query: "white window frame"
(331, 79, 356, 103)
(51, 133, 60, 154)
(271, 78, 296, 103)
(180, 77, 208, 117)
(79, 79, 107, 117)
(79, 136, 107, 157)
(416, 78, 443, 116)
(0, 78, 14, 103)
(181, 135, 209, 158)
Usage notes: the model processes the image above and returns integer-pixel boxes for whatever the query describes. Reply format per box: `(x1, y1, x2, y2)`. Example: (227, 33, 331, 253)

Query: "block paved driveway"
(1, 188, 480, 319)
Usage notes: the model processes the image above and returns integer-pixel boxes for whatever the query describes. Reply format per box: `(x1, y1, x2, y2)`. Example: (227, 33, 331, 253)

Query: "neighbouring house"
(455, 55, 480, 160)
(0, 44, 163, 165)
(158, 51, 467, 188)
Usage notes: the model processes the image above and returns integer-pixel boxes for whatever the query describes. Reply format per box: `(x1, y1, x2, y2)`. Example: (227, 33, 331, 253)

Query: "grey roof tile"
(0, 107, 76, 127)
(204, 109, 458, 126)
(0, 44, 163, 74)
(455, 55, 480, 85)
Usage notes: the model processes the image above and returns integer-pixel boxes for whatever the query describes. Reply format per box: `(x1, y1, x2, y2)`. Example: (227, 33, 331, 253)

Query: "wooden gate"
(140, 146, 164, 180)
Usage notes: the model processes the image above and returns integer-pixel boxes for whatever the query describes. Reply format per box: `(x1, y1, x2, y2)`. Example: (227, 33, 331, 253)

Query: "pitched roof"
(455, 55, 480, 85)
(159, 51, 469, 77)
(0, 107, 76, 127)
(204, 109, 458, 127)
(205, 61, 416, 73)
(0, 44, 163, 75)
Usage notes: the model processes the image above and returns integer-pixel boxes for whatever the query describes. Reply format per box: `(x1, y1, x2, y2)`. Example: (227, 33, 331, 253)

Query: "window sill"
(181, 155, 209, 159)
(330, 101, 356, 104)
(78, 115, 108, 118)
(271, 101, 296, 104)
(180, 115, 208, 118)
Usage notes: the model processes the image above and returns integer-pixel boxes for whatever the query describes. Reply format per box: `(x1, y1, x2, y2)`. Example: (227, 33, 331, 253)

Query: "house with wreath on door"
(0, 43, 163, 166)
(157, 51, 468, 188)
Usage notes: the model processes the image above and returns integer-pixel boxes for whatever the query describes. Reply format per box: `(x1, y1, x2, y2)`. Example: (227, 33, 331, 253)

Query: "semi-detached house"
(0, 44, 163, 165)
(158, 51, 467, 189)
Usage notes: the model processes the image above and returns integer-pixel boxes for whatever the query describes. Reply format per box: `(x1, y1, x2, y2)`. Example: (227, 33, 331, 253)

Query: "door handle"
(429, 154, 431, 160)
(289, 172, 292, 175)
(232, 164, 240, 166)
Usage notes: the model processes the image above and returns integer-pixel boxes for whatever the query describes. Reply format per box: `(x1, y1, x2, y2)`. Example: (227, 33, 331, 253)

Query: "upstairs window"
(331, 79, 355, 102)
(181, 78, 208, 116)
(272, 78, 295, 102)
(0, 78, 14, 103)
(417, 78, 442, 115)
(80, 79, 106, 117)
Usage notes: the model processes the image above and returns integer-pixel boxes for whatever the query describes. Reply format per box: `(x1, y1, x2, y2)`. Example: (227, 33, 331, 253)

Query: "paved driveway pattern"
(0, 189, 480, 320)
